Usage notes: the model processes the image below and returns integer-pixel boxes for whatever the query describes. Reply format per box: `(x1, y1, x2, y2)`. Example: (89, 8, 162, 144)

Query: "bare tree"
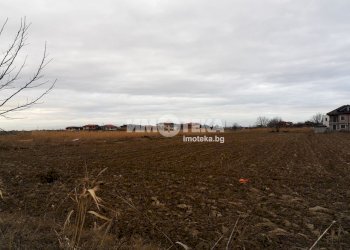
(232, 123, 241, 130)
(268, 117, 282, 132)
(256, 116, 269, 127)
(0, 18, 55, 119)
(311, 113, 323, 125)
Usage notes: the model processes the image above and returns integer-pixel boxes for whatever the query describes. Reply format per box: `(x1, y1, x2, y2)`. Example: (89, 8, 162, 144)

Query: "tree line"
(255, 113, 324, 131)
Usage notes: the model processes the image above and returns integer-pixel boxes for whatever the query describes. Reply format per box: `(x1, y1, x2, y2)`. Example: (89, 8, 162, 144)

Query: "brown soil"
(0, 130, 350, 249)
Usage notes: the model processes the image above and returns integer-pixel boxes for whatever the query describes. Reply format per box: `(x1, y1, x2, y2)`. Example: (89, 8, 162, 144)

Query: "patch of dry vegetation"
(55, 167, 115, 249)
(2, 127, 313, 143)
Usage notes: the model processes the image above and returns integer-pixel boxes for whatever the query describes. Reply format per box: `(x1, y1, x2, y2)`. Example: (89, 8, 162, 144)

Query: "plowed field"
(0, 130, 350, 249)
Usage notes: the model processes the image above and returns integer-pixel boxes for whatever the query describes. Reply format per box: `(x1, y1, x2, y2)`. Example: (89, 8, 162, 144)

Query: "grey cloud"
(1, 0, 350, 129)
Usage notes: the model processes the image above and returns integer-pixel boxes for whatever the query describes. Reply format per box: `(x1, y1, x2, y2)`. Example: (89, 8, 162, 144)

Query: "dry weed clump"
(0, 177, 4, 200)
(56, 167, 117, 249)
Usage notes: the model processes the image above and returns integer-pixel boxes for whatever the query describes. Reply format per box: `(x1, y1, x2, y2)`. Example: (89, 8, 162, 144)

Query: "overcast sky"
(1, 0, 350, 129)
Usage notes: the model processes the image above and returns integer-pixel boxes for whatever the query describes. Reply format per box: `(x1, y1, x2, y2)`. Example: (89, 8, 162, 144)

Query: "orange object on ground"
(239, 178, 249, 184)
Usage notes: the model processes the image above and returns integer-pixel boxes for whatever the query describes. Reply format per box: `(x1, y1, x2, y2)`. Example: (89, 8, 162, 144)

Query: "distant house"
(119, 124, 146, 132)
(164, 123, 175, 131)
(278, 121, 293, 127)
(101, 124, 118, 131)
(119, 125, 128, 131)
(66, 126, 83, 131)
(182, 123, 201, 132)
(304, 121, 316, 127)
(82, 124, 100, 131)
(157, 122, 175, 131)
(325, 105, 350, 131)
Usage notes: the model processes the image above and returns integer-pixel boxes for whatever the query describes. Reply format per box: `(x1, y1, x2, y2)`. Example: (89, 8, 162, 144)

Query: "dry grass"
(30, 131, 161, 142)
(56, 167, 116, 249)
(0, 131, 161, 145)
(53, 167, 164, 249)
(0, 210, 62, 249)
(0, 177, 4, 202)
(0, 127, 313, 143)
(237, 127, 313, 133)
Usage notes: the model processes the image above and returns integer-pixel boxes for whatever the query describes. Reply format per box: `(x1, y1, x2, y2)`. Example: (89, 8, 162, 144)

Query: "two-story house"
(326, 105, 350, 131)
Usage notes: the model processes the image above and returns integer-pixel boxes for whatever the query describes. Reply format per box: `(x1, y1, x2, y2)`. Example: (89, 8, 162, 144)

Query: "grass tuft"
(56, 167, 116, 249)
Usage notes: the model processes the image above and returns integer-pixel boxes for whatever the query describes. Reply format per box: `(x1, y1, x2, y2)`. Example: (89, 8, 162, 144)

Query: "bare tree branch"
(0, 18, 55, 118)
(0, 18, 8, 38)
(0, 18, 29, 77)
(256, 116, 269, 127)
